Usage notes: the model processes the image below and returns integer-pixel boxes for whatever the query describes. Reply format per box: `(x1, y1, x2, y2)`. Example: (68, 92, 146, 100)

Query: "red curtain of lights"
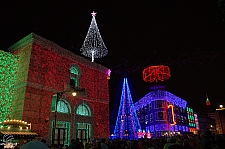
(143, 65, 171, 83)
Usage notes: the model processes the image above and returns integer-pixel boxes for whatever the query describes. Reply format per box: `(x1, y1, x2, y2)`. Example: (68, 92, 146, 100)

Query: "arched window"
(70, 65, 81, 88)
(57, 100, 71, 113)
(76, 104, 91, 116)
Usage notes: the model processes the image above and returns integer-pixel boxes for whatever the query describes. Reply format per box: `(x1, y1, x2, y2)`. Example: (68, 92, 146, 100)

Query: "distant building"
(215, 106, 225, 134)
(208, 112, 222, 134)
(198, 115, 216, 135)
(206, 94, 212, 113)
(206, 96, 225, 134)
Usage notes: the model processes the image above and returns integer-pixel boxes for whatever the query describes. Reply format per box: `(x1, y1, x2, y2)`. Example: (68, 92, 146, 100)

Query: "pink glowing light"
(91, 11, 97, 16)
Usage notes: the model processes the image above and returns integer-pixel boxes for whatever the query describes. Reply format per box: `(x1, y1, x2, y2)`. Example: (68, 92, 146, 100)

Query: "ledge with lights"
(0, 120, 38, 138)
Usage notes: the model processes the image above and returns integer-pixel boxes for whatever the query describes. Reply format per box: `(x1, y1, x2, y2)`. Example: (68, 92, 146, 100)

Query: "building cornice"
(8, 33, 109, 74)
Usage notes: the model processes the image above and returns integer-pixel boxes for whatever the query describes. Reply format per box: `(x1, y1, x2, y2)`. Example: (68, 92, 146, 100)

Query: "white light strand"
(80, 11, 108, 62)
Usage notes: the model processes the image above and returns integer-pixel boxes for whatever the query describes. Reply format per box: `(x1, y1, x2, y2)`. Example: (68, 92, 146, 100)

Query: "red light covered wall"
(9, 33, 110, 139)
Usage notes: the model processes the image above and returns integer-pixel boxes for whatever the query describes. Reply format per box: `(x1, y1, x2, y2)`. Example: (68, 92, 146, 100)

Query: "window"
(155, 100, 164, 108)
(145, 115, 148, 124)
(57, 100, 71, 113)
(158, 112, 164, 119)
(156, 111, 166, 121)
(144, 106, 148, 113)
(76, 104, 91, 116)
(136, 110, 140, 116)
(149, 103, 152, 110)
(140, 116, 144, 124)
(176, 115, 180, 123)
(70, 65, 81, 88)
(181, 116, 184, 123)
(150, 113, 153, 122)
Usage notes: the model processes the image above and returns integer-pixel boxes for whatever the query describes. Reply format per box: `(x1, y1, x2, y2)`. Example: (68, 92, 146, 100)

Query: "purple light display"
(134, 90, 187, 110)
(155, 124, 168, 131)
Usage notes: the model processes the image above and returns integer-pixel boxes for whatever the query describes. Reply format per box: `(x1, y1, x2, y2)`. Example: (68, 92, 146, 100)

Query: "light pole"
(52, 87, 87, 148)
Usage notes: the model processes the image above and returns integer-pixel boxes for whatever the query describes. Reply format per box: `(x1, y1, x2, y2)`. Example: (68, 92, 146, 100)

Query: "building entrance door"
(76, 123, 91, 143)
(54, 128, 65, 146)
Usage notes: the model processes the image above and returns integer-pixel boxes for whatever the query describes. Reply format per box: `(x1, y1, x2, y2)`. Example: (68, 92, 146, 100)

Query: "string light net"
(80, 11, 108, 62)
(0, 50, 18, 121)
(113, 78, 141, 140)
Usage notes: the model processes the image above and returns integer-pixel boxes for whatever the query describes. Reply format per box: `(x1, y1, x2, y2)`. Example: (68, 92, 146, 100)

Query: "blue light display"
(134, 90, 187, 110)
(183, 126, 186, 132)
(150, 125, 154, 132)
(155, 124, 168, 131)
(113, 78, 141, 140)
(175, 125, 178, 131)
(170, 125, 174, 131)
(186, 126, 189, 132)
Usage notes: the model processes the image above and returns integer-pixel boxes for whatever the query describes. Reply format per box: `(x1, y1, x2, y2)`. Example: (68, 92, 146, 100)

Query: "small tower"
(206, 94, 212, 113)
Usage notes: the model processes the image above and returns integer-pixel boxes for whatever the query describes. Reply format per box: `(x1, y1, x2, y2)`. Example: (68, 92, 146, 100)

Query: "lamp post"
(52, 87, 87, 148)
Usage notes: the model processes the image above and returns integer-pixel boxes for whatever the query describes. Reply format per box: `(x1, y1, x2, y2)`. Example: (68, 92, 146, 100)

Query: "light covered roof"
(134, 90, 187, 109)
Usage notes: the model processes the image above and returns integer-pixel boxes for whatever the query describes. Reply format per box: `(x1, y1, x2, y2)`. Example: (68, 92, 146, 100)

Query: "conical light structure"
(113, 78, 141, 140)
(80, 11, 108, 62)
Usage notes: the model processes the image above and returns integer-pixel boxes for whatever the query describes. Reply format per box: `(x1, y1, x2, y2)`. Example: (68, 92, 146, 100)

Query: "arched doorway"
(51, 97, 72, 146)
(75, 103, 93, 142)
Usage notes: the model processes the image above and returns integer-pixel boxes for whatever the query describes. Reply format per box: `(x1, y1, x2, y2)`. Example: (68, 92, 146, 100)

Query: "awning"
(0, 131, 38, 136)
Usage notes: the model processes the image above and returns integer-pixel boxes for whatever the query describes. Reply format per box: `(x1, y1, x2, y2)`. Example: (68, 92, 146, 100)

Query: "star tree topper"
(91, 11, 96, 16)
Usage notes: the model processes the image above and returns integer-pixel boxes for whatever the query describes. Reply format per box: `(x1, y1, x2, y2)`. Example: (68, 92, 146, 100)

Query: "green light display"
(0, 50, 18, 121)
(9, 38, 32, 120)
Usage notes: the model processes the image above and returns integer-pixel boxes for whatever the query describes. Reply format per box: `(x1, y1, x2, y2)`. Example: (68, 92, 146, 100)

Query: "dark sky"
(1, 1, 225, 115)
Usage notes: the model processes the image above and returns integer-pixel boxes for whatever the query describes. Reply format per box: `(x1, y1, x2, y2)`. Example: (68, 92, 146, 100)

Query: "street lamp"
(52, 87, 87, 148)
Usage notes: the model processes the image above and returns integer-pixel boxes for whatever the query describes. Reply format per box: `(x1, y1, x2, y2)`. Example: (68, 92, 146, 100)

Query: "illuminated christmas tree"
(80, 11, 108, 62)
(113, 78, 141, 140)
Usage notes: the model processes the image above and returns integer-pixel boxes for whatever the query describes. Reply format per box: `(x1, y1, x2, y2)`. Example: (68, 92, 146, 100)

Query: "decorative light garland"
(0, 50, 18, 122)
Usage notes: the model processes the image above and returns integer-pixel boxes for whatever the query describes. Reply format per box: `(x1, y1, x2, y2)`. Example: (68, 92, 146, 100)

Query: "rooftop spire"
(206, 94, 210, 103)
(206, 94, 211, 113)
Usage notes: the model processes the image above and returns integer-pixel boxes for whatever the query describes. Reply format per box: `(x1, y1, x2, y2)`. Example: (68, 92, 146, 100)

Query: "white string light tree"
(80, 11, 108, 62)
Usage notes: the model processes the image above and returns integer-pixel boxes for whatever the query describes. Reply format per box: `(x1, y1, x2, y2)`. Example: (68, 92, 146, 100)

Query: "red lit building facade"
(5, 33, 110, 145)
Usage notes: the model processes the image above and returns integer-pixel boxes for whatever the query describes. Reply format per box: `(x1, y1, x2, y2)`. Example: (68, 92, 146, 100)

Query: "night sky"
(1, 1, 225, 116)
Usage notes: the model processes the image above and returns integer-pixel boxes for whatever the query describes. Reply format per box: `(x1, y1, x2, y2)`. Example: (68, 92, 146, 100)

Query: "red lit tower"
(206, 94, 212, 113)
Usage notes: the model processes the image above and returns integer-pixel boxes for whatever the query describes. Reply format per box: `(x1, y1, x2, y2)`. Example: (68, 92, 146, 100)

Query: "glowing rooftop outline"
(134, 90, 187, 110)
